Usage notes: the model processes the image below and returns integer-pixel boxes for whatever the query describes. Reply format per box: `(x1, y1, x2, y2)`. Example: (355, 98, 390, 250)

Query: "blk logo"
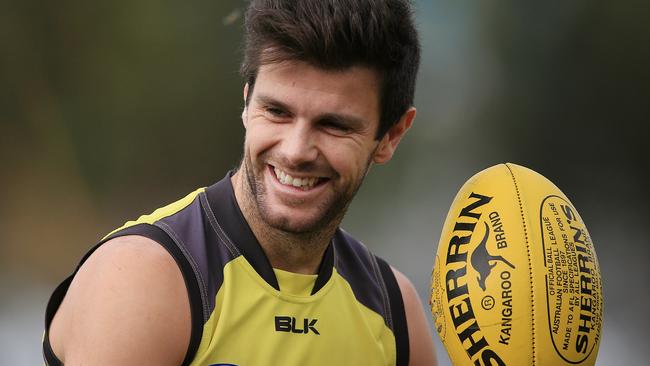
(275, 316, 320, 335)
(470, 222, 515, 291)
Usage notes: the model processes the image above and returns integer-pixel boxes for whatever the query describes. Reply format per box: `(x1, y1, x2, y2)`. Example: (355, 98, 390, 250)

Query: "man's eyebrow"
(255, 93, 366, 127)
(316, 113, 365, 128)
(255, 94, 291, 110)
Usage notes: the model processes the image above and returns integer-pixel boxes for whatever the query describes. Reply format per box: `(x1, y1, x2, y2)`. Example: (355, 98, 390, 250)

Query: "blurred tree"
(475, 0, 649, 206)
(0, 0, 247, 277)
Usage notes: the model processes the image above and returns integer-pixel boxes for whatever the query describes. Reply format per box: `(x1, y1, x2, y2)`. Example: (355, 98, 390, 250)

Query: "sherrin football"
(430, 163, 602, 366)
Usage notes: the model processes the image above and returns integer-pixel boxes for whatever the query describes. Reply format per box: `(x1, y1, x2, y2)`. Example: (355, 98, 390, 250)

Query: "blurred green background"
(1, 1, 648, 364)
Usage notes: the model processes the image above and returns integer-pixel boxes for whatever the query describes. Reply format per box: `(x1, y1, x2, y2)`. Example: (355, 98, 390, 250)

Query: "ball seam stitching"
(505, 163, 536, 365)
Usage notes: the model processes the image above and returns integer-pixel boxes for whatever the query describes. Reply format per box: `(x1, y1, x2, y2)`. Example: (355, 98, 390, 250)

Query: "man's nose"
(280, 120, 318, 165)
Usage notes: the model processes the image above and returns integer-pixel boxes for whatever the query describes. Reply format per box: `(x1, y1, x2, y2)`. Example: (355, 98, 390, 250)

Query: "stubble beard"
(241, 151, 371, 238)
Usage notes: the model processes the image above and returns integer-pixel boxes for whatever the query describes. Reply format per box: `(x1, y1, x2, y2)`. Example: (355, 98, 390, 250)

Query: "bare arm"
(48, 235, 191, 365)
(391, 267, 438, 366)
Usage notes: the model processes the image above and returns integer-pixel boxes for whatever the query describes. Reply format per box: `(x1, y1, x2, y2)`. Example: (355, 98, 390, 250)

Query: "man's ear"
(373, 107, 416, 164)
(241, 83, 249, 127)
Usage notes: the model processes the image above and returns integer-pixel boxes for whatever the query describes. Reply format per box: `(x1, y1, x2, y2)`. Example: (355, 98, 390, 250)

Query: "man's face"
(239, 60, 400, 234)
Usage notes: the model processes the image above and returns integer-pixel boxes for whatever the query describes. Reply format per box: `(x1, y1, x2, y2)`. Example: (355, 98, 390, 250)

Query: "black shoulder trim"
(332, 230, 389, 322)
(42, 224, 203, 366)
(376, 257, 410, 366)
(43, 275, 73, 365)
(43, 328, 61, 365)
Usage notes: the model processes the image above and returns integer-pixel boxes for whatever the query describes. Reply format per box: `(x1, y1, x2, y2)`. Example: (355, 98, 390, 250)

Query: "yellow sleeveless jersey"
(43, 172, 409, 365)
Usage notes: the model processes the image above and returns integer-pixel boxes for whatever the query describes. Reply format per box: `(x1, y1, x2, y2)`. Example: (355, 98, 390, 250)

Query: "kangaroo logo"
(471, 222, 515, 291)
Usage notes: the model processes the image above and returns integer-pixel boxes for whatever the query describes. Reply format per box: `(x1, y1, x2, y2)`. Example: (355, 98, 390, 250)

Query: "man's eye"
(265, 107, 288, 118)
(322, 121, 351, 133)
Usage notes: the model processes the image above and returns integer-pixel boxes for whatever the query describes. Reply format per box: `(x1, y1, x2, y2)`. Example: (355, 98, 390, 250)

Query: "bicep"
(50, 236, 191, 366)
(391, 267, 438, 366)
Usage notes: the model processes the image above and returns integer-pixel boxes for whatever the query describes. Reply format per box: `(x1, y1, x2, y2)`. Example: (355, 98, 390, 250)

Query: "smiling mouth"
(270, 165, 327, 191)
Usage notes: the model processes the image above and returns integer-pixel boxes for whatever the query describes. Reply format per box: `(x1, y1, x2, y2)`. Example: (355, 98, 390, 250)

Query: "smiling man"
(43, 1, 437, 365)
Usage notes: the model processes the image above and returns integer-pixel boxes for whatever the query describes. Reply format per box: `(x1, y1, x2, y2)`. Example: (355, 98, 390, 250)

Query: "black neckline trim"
(376, 256, 410, 366)
(312, 232, 335, 294)
(205, 171, 335, 294)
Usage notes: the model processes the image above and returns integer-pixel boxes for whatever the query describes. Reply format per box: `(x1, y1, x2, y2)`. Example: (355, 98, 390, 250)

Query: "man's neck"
(231, 171, 336, 275)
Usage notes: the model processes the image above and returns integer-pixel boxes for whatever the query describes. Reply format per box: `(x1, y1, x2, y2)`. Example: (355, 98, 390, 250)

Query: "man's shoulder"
(85, 234, 180, 271)
(53, 234, 189, 325)
(44, 178, 229, 365)
(48, 235, 191, 364)
(334, 228, 392, 269)
(332, 228, 398, 306)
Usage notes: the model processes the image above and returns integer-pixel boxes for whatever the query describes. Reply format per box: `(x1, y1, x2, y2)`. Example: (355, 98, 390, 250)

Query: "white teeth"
(273, 166, 319, 189)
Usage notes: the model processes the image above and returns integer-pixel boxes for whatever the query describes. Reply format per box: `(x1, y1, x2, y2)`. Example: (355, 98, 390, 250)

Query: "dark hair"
(241, 0, 421, 139)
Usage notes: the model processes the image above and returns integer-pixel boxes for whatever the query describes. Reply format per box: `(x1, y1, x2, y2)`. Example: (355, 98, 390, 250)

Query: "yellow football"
(430, 163, 603, 365)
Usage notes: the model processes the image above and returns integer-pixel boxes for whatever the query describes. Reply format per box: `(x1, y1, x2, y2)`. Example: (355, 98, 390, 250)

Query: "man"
(43, 0, 437, 365)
